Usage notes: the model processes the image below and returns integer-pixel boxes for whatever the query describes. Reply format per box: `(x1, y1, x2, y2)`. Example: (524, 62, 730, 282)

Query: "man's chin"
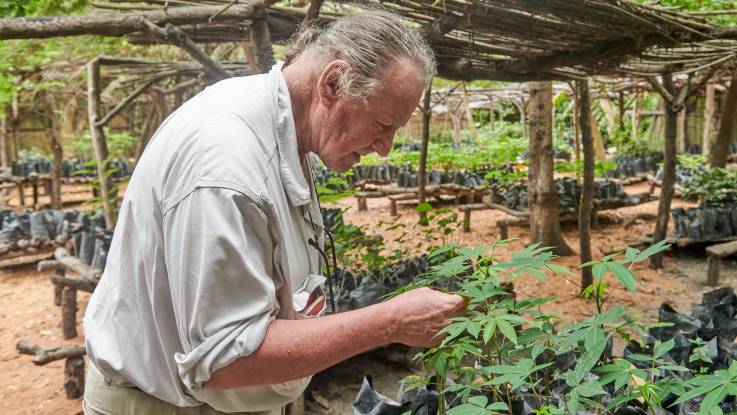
(324, 156, 359, 172)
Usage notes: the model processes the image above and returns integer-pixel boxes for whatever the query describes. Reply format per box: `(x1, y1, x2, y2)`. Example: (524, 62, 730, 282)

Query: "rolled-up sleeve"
(162, 186, 278, 395)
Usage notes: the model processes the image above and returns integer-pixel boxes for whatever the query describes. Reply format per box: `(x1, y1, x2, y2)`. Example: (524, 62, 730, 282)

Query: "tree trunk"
(591, 112, 607, 159)
(710, 71, 737, 168)
(631, 94, 639, 142)
(577, 80, 594, 290)
(702, 83, 716, 155)
(10, 94, 18, 162)
(43, 92, 63, 209)
(488, 97, 494, 129)
(677, 107, 687, 154)
(418, 84, 431, 222)
(450, 110, 461, 146)
(527, 81, 573, 256)
(650, 73, 678, 269)
(87, 59, 117, 230)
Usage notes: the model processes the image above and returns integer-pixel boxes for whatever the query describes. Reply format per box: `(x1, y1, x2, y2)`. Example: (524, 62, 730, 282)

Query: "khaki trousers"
(84, 364, 284, 415)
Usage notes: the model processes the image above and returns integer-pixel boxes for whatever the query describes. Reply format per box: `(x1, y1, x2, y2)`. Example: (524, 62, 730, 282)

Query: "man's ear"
(317, 60, 350, 105)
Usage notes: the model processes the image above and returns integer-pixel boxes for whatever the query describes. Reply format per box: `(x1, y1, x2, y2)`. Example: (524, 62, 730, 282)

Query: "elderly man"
(83, 10, 465, 415)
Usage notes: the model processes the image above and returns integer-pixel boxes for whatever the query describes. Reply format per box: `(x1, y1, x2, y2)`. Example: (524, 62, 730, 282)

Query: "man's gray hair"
(283, 10, 436, 101)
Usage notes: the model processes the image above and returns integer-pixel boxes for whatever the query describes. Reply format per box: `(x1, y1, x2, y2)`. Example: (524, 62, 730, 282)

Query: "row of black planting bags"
(10, 157, 131, 179)
(352, 287, 737, 415)
(671, 206, 737, 240)
(605, 154, 662, 179)
(0, 209, 112, 270)
(314, 164, 501, 191)
(490, 178, 640, 212)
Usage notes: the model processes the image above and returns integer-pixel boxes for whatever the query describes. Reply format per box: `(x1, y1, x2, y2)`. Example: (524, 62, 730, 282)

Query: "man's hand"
(387, 287, 467, 348)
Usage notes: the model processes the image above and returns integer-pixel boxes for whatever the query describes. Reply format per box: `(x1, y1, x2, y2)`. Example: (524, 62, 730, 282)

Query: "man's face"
(311, 59, 424, 172)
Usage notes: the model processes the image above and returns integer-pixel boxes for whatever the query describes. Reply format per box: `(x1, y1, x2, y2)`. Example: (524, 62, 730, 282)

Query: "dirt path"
(0, 182, 734, 414)
(0, 265, 88, 415)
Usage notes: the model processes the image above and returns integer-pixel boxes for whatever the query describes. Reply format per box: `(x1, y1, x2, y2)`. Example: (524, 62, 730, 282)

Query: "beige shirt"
(83, 63, 324, 413)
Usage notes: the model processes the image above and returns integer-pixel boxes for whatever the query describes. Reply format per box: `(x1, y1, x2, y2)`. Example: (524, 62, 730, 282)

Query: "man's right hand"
(387, 287, 467, 348)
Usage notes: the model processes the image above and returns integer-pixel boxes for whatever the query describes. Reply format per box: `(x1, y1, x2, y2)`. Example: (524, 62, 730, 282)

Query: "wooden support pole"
(618, 92, 625, 131)
(706, 255, 721, 286)
(87, 58, 117, 230)
(44, 91, 63, 209)
(10, 94, 18, 162)
(577, 79, 594, 290)
(53, 268, 65, 306)
(710, 70, 737, 168)
(61, 287, 77, 340)
(418, 84, 431, 222)
(461, 81, 478, 140)
(96, 78, 160, 127)
(651, 73, 678, 269)
(677, 106, 687, 154)
(65, 357, 85, 399)
(143, 21, 229, 81)
(703, 83, 716, 155)
(251, 13, 275, 74)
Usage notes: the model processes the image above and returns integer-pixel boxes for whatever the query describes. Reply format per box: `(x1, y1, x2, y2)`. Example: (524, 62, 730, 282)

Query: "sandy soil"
(0, 181, 734, 415)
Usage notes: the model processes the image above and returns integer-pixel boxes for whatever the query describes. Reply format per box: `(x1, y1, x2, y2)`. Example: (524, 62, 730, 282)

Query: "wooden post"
(64, 357, 85, 399)
(631, 94, 639, 141)
(87, 58, 117, 230)
(44, 92, 63, 209)
(618, 91, 625, 131)
(703, 83, 716, 155)
(251, 13, 275, 73)
(61, 286, 77, 339)
(710, 70, 737, 168)
(418, 84, 431, 222)
(706, 256, 721, 287)
(10, 94, 18, 162)
(527, 81, 573, 256)
(488, 96, 494, 129)
(677, 107, 687, 154)
(17, 183, 24, 206)
(32, 180, 39, 209)
(461, 82, 478, 140)
(54, 268, 65, 307)
(650, 73, 678, 269)
(577, 80, 594, 290)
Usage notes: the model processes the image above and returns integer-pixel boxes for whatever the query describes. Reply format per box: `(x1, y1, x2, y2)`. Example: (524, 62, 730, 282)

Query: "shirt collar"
(270, 62, 311, 207)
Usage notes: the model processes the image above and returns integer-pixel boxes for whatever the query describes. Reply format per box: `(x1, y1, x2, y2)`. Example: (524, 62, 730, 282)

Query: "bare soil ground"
(0, 182, 733, 414)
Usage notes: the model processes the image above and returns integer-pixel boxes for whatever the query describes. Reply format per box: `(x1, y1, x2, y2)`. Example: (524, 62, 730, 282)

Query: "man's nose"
(372, 135, 393, 157)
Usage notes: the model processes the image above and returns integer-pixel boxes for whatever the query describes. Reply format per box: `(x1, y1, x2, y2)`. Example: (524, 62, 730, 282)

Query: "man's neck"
(282, 63, 316, 160)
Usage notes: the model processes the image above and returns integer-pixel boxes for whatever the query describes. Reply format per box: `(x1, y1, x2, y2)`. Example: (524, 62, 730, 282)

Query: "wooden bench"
(706, 240, 737, 286)
(388, 193, 417, 216)
(354, 191, 384, 211)
(458, 203, 487, 232)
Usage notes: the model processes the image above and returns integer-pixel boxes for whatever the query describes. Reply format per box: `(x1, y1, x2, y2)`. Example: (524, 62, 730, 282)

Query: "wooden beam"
(143, 21, 230, 80)
(55, 247, 101, 282)
(96, 78, 159, 127)
(417, 84, 432, 222)
(0, 3, 264, 40)
(16, 340, 86, 365)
